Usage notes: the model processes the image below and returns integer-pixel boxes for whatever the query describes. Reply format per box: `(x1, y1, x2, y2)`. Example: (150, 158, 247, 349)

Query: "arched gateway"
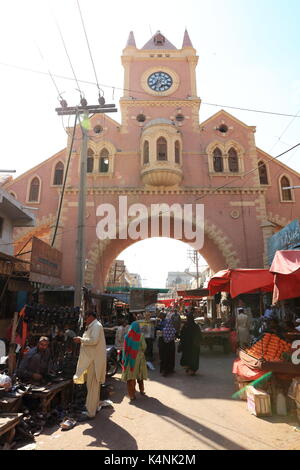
(4, 30, 300, 292)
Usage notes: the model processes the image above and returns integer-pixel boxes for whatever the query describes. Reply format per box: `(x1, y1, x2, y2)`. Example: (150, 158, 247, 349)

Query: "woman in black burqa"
(179, 313, 202, 376)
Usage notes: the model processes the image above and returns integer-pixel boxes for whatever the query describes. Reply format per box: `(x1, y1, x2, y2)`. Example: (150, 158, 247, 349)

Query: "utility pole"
(187, 249, 203, 288)
(55, 97, 117, 307)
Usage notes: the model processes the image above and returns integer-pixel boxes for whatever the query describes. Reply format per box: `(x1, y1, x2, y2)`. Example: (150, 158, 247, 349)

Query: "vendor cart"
(200, 328, 231, 353)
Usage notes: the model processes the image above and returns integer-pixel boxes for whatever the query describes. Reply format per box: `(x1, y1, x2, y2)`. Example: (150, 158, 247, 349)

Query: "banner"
(129, 289, 159, 311)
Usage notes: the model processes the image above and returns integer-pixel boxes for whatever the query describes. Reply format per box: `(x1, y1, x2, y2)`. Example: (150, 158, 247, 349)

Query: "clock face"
(147, 72, 173, 92)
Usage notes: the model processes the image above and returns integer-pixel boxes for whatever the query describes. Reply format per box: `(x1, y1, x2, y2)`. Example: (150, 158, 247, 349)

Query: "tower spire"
(182, 29, 193, 48)
(126, 31, 136, 48)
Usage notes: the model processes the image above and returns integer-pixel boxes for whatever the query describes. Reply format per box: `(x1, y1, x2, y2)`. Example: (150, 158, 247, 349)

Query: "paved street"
(33, 348, 300, 451)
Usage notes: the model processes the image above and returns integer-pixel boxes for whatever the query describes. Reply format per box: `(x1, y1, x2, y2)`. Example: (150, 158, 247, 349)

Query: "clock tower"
(120, 29, 201, 133)
(120, 30, 201, 187)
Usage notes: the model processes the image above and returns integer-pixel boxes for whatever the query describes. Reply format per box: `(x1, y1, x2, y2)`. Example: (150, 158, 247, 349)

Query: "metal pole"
(74, 111, 88, 307)
(195, 251, 199, 288)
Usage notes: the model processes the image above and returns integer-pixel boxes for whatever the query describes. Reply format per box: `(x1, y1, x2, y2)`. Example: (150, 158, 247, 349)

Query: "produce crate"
(234, 379, 251, 401)
(288, 377, 300, 402)
(246, 386, 272, 417)
(238, 349, 263, 370)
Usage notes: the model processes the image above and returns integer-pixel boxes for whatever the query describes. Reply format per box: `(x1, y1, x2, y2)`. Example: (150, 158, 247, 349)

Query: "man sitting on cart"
(17, 336, 54, 384)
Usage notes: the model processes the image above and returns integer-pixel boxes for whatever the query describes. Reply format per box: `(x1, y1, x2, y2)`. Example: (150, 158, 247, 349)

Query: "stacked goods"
(245, 333, 292, 361)
(246, 386, 272, 416)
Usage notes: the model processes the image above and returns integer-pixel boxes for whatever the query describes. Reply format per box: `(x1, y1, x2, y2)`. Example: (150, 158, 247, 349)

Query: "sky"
(0, 0, 300, 287)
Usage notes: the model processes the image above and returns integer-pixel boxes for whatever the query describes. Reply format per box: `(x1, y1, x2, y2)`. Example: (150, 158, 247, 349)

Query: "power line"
(269, 106, 300, 154)
(1, 61, 300, 119)
(76, 0, 101, 92)
(35, 42, 62, 98)
(51, 113, 78, 246)
(194, 142, 300, 201)
(50, 8, 83, 97)
(202, 101, 300, 118)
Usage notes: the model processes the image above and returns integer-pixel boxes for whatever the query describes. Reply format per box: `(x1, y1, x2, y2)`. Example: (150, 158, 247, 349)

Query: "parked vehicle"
(106, 345, 119, 377)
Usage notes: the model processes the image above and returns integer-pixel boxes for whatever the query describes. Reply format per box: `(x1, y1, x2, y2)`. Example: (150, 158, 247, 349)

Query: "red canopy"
(208, 269, 274, 298)
(270, 250, 300, 302)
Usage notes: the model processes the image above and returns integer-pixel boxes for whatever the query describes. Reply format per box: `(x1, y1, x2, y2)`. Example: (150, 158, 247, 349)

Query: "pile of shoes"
(5, 383, 31, 398)
(17, 409, 47, 438)
(22, 304, 80, 336)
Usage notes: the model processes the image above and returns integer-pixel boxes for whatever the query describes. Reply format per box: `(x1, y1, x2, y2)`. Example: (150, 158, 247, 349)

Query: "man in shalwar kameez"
(73, 312, 106, 418)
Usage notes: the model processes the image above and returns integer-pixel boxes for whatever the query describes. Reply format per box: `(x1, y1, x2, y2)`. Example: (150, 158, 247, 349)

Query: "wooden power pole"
(56, 99, 117, 307)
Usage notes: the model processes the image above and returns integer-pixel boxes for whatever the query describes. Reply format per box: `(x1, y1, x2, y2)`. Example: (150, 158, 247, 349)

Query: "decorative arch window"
(87, 149, 94, 173)
(258, 161, 268, 185)
(53, 161, 64, 185)
(157, 137, 167, 161)
(143, 141, 149, 164)
(29, 177, 40, 202)
(228, 147, 239, 172)
(99, 148, 109, 173)
(213, 148, 223, 172)
(175, 140, 180, 164)
(280, 176, 292, 201)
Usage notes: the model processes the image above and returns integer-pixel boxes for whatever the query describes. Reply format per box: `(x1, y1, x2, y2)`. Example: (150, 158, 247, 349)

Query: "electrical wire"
(1, 60, 300, 119)
(76, 0, 101, 92)
(35, 42, 62, 98)
(50, 10, 83, 97)
(194, 142, 300, 202)
(269, 106, 300, 154)
(51, 113, 78, 246)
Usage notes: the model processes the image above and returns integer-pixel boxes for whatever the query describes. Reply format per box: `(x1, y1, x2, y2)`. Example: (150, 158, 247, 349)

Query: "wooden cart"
(200, 328, 231, 353)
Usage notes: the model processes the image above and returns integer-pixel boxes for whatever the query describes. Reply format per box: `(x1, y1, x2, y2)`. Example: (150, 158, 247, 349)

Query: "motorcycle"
(106, 345, 120, 377)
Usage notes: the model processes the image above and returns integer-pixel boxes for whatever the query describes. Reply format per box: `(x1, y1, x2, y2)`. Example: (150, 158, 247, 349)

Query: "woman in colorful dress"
(121, 321, 148, 402)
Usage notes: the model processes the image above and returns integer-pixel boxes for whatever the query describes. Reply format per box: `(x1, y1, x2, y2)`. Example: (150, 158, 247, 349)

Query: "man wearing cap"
(17, 336, 53, 383)
(73, 312, 106, 419)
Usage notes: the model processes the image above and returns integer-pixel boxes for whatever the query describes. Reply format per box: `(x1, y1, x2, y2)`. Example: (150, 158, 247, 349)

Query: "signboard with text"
(30, 237, 62, 284)
(268, 219, 300, 265)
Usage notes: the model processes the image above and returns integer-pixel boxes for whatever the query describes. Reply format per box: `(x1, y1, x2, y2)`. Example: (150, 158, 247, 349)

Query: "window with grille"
(157, 137, 167, 161)
(213, 148, 223, 172)
(281, 176, 292, 201)
(87, 148, 94, 173)
(99, 148, 109, 172)
(143, 141, 149, 164)
(175, 141, 180, 164)
(29, 177, 40, 202)
(53, 162, 64, 185)
(228, 148, 239, 172)
(258, 161, 268, 185)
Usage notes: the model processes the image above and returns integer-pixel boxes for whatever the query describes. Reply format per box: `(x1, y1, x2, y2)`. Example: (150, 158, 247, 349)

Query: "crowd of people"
(118, 308, 202, 402)
(7, 299, 300, 423)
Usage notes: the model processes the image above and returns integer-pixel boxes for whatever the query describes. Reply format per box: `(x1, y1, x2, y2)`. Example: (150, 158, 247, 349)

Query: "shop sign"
(129, 289, 159, 311)
(30, 237, 62, 282)
(267, 219, 300, 265)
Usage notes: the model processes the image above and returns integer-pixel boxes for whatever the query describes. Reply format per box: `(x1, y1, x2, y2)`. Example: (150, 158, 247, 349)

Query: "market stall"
(270, 250, 300, 303)
(207, 269, 274, 298)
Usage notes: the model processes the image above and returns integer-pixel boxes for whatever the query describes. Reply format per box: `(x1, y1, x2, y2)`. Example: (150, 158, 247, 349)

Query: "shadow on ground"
(82, 408, 138, 450)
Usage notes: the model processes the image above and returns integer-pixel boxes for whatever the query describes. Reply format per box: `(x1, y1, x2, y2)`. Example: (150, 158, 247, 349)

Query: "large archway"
(85, 215, 239, 290)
